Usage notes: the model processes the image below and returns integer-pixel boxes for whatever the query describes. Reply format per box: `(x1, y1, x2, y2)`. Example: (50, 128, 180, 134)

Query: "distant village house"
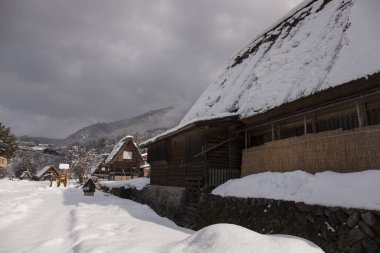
(104, 136, 145, 181)
(34, 165, 59, 181)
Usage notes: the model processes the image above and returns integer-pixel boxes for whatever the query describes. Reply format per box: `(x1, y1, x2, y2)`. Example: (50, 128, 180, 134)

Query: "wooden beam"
(356, 101, 368, 127)
(193, 137, 236, 158)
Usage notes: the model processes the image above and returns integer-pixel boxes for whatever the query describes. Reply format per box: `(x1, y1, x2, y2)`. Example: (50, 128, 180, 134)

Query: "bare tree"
(66, 145, 98, 183)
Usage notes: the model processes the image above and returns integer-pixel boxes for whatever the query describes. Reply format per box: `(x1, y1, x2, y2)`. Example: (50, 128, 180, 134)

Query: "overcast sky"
(0, 0, 302, 138)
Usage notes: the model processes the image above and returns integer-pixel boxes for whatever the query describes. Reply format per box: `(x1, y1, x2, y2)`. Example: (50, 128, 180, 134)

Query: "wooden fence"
(241, 125, 380, 176)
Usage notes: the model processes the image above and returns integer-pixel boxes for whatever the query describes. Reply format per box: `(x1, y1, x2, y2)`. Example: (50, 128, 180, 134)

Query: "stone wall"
(242, 125, 380, 176)
(102, 184, 380, 252)
(196, 194, 380, 253)
(103, 185, 185, 219)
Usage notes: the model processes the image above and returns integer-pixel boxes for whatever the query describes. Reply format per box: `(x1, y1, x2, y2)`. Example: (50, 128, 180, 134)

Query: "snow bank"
(168, 223, 323, 253)
(99, 177, 150, 190)
(212, 170, 380, 211)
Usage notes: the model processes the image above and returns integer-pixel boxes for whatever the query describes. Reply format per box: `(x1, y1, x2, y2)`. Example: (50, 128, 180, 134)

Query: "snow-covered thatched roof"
(105, 135, 142, 163)
(181, 0, 380, 124)
(35, 165, 58, 178)
(20, 171, 31, 178)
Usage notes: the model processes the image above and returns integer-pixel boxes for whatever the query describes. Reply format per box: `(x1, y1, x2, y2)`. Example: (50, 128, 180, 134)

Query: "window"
(367, 107, 380, 125)
(249, 132, 272, 147)
(317, 113, 358, 132)
(123, 151, 132, 160)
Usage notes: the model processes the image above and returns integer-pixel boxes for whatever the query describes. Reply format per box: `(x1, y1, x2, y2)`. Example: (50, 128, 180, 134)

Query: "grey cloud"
(0, 0, 302, 138)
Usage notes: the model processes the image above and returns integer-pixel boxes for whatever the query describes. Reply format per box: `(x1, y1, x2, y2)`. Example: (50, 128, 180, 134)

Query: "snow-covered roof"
(140, 114, 237, 146)
(20, 171, 31, 178)
(105, 135, 141, 163)
(181, 0, 380, 124)
(35, 165, 57, 178)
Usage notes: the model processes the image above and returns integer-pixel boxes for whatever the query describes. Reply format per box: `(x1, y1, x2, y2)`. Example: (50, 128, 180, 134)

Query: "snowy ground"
(0, 180, 324, 253)
(213, 170, 380, 211)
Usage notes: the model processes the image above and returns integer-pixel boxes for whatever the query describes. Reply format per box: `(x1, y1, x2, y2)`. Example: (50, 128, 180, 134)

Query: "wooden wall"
(205, 127, 241, 187)
(108, 141, 144, 180)
(241, 125, 380, 176)
(149, 124, 243, 188)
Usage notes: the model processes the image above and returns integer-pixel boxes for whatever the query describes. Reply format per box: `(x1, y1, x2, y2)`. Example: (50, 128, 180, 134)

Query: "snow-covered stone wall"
(196, 194, 380, 253)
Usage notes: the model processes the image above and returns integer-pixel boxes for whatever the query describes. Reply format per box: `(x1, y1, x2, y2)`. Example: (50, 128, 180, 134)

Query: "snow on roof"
(90, 156, 107, 174)
(140, 163, 150, 169)
(90, 162, 101, 175)
(181, 0, 380, 124)
(105, 135, 137, 163)
(35, 165, 56, 178)
(212, 170, 380, 211)
(140, 113, 237, 146)
(20, 171, 31, 177)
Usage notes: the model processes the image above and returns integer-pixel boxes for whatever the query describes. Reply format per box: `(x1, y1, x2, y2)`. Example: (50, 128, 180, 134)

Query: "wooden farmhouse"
(34, 165, 59, 181)
(141, 0, 380, 199)
(20, 170, 32, 180)
(105, 136, 144, 181)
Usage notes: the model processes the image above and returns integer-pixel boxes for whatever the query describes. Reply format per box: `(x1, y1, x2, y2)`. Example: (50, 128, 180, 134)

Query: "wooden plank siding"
(147, 120, 243, 189)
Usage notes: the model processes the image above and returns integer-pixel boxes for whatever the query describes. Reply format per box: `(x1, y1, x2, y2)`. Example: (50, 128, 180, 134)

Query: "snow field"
(0, 180, 324, 253)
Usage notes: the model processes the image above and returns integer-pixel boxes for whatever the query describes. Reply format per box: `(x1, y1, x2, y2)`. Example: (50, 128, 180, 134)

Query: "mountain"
(181, 0, 380, 124)
(63, 106, 184, 145)
(17, 106, 186, 148)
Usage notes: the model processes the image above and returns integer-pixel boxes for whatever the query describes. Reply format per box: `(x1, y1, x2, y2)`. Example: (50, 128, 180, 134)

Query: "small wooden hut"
(20, 171, 32, 180)
(83, 178, 96, 196)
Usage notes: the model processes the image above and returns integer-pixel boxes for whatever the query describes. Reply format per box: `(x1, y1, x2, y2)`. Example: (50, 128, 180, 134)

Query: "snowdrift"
(168, 223, 323, 253)
(212, 170, 380, 210)
(99, 177, 150, 190)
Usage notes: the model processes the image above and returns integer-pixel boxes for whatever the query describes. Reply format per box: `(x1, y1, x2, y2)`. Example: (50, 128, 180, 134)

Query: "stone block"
(359, 221, 376, 238)
(362, 239, 379, 253)
(349, 244, 364, 253)
(361, 212, 378, 227)
(348, 211, 361, 228)
(310, 205, 324, 216)
(295, 202, 309, 212)
(373, 221, 380, 234)
(347, 227, 366, 244)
